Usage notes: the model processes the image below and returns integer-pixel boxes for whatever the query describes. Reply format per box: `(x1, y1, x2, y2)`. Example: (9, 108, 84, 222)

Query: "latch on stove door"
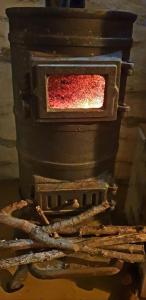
(118, 61, 134, 113)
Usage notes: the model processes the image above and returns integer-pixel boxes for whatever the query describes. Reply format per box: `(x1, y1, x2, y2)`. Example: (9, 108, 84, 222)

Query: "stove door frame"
(30, 57, 121, 122)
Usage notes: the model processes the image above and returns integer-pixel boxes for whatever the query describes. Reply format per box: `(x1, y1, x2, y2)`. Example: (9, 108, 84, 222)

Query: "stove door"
(30, 55, 121, 122)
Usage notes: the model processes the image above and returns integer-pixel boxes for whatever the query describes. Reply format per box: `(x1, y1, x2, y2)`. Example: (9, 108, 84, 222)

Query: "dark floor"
(0, 180, 142, 300)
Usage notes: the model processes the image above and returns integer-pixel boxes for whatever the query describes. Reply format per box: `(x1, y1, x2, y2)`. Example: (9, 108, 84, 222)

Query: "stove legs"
(7, 265, 28, 293)
(139, 262, 146, 299)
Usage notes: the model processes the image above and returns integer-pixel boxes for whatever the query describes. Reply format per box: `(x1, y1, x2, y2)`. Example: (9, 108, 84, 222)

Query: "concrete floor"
(0, 180, 140, 300)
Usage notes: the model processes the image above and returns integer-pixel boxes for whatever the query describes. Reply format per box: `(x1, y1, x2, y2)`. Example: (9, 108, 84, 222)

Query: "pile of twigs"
(0, 199, 146, 277)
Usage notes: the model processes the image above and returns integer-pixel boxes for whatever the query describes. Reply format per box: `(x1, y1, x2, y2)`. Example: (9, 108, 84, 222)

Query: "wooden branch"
(1, 200, 32, 215)
(79, 233, 146, 250)
(36, 206, 50, 225)
(0, 200, 145, 269)
(99, 249, 144, 263)
(102, 243, 145, 254)
(0, 214, 79, 252)
(0, 250, 65, 269)
(79, 225, 146, 237)
(0, 238, 144, 258)
(0, 239, 43, 251)
(43, 201, 110, 234)
(0, 237, 144, 268)
(46, 225, 81, 235)
(82, 247, 145, 263)
(41, 224, 146, 237)
(31, 226, 79, 252)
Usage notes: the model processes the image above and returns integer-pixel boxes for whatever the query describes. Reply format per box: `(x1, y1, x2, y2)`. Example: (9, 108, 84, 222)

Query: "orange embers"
(47, 74, 105, 110)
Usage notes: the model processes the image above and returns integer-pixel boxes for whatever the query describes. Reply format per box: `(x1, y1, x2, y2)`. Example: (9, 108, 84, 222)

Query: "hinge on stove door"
(118, 61, 134, 113)
(122, 61, 134, 76)
(118, 103, 130, 113)
(19, 73, 32, 118)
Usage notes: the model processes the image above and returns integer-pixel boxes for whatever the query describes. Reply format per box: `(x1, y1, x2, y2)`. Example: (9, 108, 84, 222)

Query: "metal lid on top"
(6, 7, 137, 22)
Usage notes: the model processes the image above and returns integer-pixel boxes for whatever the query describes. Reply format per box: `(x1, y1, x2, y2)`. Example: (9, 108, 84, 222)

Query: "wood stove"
(3, 4, 141, 293)
(6, 7, 136, 208)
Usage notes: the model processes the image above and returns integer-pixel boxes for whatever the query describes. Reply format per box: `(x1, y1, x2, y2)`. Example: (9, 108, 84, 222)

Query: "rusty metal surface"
(6, 8, 136, 60)
(7, 265, 28, 293)
(34, 176, 108, 212)
(28, 260, 123, 280)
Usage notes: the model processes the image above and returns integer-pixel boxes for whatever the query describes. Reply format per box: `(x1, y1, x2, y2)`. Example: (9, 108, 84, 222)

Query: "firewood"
(0, 200, 108, 253)
(0, 238, 144, 258)
(79, 225, 146, 237)
(42, 224, 146, 237)
(80, 233, 146, 250)
(0, 201, 79, 252)
(46, 224, 81, 235)
(82, 247, 144, 263)
(0, 200, 145, 269)
(0, 239, 43, 251)
(1, 199, 32, 215)
(36, 205, 50, 225)
(0, 214, 79, 252)
(43, 201, 110, 234)
(101, 243, 144, 254)
(0, 250, 65, 269)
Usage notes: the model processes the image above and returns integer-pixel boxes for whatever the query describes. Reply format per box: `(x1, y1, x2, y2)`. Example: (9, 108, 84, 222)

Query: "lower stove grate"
(34, 175, 112, 214)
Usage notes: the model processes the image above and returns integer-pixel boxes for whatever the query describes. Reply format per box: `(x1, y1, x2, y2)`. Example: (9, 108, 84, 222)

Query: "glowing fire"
(47, 74, 105, 110)
(78, 97, 104, 109)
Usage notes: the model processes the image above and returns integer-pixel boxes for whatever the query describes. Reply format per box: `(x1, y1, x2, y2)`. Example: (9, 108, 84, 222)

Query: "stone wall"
(0, 0, 45, 179)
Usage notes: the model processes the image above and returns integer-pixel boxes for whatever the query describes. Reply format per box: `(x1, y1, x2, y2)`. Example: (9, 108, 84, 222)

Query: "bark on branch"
(79, 225, 146, 237)
(36, 205, 50, 225)
(1, 200, 32, 215)
(82, 247, 144, 263)
(0, 200, 145, 269)
(0, 238, 144, 255)
(0, 250, 65, 269)
(43, 201, 110, 234)
(0, 214, 78, 252)
(101, 243, 145, 254)
(0, 239, 44, 251)
(83, 233, 146, 248)
(0, 201, 79, 252)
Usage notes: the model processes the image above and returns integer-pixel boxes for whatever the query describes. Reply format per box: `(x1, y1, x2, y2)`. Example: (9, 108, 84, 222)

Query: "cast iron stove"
(3, 0, 143, 294)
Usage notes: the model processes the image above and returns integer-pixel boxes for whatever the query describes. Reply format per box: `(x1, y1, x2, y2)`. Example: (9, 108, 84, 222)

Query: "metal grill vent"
(34, 176, 108, 214)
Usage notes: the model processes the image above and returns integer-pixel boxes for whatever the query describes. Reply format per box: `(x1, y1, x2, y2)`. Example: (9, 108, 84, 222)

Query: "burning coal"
(47, 74, 105, 109)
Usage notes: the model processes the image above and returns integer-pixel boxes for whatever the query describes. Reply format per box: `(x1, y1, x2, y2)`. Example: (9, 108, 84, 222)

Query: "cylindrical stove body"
(6, 8, 136, 197)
